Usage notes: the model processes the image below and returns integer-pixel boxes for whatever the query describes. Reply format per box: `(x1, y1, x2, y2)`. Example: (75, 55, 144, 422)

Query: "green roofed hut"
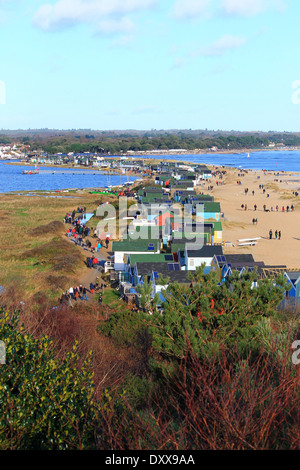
(112, 239, 161, 271)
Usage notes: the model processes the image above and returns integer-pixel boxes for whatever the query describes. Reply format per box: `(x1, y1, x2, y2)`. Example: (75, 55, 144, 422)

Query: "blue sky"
(0, 0, 299, 131)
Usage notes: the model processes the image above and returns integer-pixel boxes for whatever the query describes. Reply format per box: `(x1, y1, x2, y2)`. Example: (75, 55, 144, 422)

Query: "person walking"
(275, 230, 278, 239)
(278, 230, 281, 240)
(82, 286, 88, 301)
(269, 229, 273, 240)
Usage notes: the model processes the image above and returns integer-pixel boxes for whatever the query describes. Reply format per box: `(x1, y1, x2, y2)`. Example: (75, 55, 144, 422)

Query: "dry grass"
(223, 220, 248, 230)
(265, 182, 280, 192)
(0, 191, 106, 303)
(280, 191, 300, 201)
(29, 220, 65, 236)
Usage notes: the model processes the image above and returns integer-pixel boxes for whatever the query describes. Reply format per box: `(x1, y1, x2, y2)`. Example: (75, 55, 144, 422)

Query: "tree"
(148, 266, 287, 366)
(137, 278, 161, 315)
(0, 310, 96, 450)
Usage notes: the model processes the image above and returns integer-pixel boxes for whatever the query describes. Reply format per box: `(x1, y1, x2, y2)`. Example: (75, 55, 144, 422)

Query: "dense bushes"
(0, 267, 299, 449)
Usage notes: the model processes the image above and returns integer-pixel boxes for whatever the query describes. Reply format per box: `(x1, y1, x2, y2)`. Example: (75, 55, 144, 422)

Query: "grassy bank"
(0, 190, 112, 304)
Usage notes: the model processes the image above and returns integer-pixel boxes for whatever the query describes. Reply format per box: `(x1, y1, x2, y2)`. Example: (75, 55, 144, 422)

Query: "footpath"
(63, 212, 113, 305)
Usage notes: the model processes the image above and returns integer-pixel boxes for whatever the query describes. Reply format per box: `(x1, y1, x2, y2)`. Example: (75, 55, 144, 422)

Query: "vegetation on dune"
(0, 192, 103, 302)
(0, 310, 96, 450)
(0, 264, 299, 449)
(29, 220, 65, 236)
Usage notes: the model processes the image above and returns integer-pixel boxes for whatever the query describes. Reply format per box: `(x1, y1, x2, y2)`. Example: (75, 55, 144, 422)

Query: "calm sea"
(0, 161, 139, 194)
(144, 150, 300, 173)
(0, 151, 299, 193)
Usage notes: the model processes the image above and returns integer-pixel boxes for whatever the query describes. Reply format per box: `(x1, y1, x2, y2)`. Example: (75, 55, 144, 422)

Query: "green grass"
(102, 289, 121, 308)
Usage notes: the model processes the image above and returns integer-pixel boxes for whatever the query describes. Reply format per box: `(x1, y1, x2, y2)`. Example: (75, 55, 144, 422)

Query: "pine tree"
(148, 266, 287, 365)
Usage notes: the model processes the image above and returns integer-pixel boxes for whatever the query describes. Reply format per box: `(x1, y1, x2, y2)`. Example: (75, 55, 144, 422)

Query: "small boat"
(22, 169, 39, 174)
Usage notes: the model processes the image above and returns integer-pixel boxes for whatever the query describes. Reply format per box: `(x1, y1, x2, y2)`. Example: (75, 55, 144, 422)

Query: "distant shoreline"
(121, 147, 300, 156)
(1, 145, 300, 163)
(2, 155, 300, 176)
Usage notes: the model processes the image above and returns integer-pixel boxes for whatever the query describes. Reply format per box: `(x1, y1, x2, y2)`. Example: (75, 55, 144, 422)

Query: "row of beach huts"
(98, 162, 300, 311)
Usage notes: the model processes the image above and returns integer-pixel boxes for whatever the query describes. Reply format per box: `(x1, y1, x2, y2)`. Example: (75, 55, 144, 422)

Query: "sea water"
(0, 161, 138, 193)
(143, 150, 300, 173)
(1, 151, 299, 193)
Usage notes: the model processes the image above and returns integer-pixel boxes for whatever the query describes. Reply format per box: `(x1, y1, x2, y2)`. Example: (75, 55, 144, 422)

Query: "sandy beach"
(208, 167, 300, 269)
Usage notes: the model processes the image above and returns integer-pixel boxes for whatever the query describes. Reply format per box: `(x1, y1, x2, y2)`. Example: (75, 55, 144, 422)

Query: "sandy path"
(66, 235, 112, 301)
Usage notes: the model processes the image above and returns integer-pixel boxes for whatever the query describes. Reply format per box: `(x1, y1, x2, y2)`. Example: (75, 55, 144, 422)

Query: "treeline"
(34, 133, 300, 154)
(1, 268, 299, 450)
(2, 131, 300, 154)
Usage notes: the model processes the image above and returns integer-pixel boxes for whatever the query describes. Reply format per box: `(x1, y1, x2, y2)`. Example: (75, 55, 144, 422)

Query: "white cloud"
(172, 0, 212, 19)
(221, 0, 286, 18)
(171, 34, 245, 69)
(194, 34, 246, 56)
(171, 0, 287, 20)
(33, 0, 158, 33)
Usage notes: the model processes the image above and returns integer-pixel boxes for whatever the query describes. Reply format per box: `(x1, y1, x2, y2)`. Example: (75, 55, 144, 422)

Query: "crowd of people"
(59, 281, 106, 305)
(64, 208, 110, 253)
(237, 179, 296, 237)
(241, 203, 295, 213)
(61, 206, 113, 304)
(269, 229, 282, 240)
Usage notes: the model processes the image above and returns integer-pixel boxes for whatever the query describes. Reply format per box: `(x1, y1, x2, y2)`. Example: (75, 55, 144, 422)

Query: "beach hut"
(112, 239, 161, 271)
(184, 245, 223, 271)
